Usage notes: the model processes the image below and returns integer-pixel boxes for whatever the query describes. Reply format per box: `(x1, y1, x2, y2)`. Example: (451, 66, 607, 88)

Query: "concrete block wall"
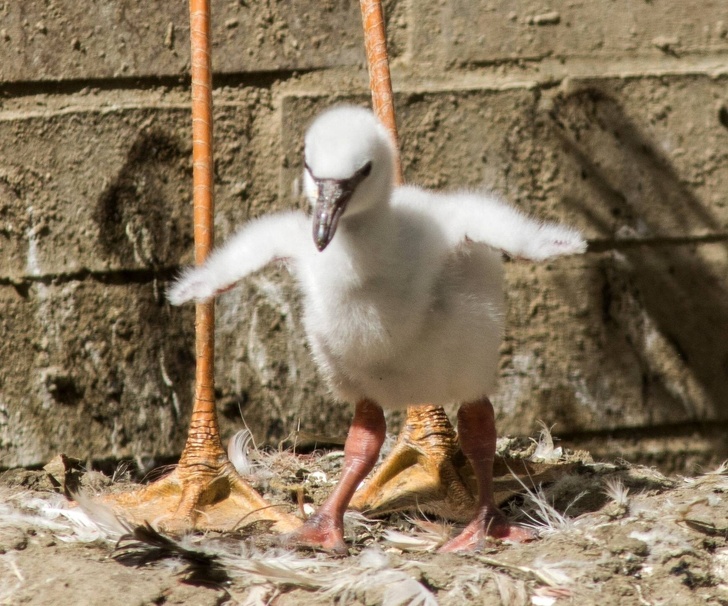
(1, 1, 726, 471)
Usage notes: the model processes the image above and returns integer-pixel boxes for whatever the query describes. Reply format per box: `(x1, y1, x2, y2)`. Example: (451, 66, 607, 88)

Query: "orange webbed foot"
(97, 454, 300, 535)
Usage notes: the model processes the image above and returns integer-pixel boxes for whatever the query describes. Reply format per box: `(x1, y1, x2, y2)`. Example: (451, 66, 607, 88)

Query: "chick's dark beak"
(312, 179, 353, 252)
(309, 161, 372, 252)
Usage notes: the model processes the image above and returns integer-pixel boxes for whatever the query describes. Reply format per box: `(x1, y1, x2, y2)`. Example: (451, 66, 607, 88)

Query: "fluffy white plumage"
(168, 105, 586, 409)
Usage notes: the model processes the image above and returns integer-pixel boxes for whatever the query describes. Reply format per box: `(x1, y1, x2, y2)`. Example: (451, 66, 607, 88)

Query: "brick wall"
(1, 1, 726, 471)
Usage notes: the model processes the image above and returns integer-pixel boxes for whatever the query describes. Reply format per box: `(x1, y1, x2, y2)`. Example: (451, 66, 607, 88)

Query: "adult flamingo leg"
(96, 0, 299, 535)
(101, 404, 300, 534)
(350, 405, 477, 522)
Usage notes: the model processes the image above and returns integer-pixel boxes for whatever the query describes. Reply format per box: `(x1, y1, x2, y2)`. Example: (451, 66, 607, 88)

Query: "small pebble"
(164, 22, 174, 49)
(533, 11, 561, 26)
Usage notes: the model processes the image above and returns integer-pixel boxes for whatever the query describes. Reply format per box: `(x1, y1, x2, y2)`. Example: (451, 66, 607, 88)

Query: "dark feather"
(113, 522, 229, 586)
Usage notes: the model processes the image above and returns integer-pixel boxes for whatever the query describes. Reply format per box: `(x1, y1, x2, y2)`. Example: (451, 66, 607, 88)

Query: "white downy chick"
(169, 105, 585, 411)
(170, 105, 586, 553)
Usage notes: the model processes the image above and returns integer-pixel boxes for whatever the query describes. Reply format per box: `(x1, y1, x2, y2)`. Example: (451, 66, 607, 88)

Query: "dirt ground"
(2, 437, 728, 606)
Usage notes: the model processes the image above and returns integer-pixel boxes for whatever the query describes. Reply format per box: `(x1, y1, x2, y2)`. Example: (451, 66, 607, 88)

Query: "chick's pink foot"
(439, 511, 535, 552)
(282, 512, 348, 555)
(283, 399, 386, 556)
(438, 398, 537, 553)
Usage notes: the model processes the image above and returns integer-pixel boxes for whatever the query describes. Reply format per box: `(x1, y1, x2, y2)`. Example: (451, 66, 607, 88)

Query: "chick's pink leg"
(439, 398, 534, 552)
(285, 399, 386, 554)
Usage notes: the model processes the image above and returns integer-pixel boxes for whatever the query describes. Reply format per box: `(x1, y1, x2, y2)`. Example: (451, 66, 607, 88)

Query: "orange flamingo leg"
(91, 0, 299, 537)
(99, 414, 301, 535)
(284, 399, 386, 555)
(439, 398, 535, 552)
(351, 404, 562, 524)
(350, 405, 477, 522)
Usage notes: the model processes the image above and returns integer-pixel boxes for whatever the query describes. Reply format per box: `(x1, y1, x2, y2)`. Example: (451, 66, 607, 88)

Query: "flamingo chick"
(168, 105, 586, 553)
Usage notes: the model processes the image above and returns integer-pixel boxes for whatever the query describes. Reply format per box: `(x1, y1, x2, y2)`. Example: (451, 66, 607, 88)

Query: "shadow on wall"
(88, 128, 195, 458)
(95, 128, 192, 269)
(550, 87, 728, 427)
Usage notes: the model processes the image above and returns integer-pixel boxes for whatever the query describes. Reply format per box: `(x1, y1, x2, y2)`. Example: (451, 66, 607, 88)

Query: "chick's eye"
(361, 161, 372, 177)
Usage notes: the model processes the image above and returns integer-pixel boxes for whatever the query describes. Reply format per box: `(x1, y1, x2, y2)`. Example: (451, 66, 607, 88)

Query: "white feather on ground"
(227, 428, 257, 477)
(531, 422, 564, 464)
(0, 490, 125, 543)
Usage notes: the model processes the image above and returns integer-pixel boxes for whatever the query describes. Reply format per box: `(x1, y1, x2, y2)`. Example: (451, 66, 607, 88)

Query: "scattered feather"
(382, 516, 452, 552)
(516, 481, 585, 535)
(224, 544, 439, 606)
(110, 460, 133, 484)
(534, 585, 572, 599)
(382, 576, 438, 606)
(710, 547, 728, 583)
(222, 550, 326, 589)
(439, 563, 494, 603)
(530, 422, 563, 464)
(343, 510, 379, 541)
(71, 491, 133, 540)
(113, 522, 230, 586)
(529, 557, 577, 586)
(322, 547, 437, 606)
(703, 460, 728, 476)
(228, 429, 257, 477)
(492, 571, 529, 606)
(603, 477, 630, 508)
(1, 490, 128, 543)
(382, 529, 439, 553)
(475, 555, 569, 589)
(601, 476, 631, 519)
(0, 493, 74, 535)
(5, 433, 717, 605)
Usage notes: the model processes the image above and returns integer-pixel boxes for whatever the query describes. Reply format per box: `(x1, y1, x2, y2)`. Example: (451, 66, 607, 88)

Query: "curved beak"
(312, 179, 354, 251)
(309, 161, 372, 252)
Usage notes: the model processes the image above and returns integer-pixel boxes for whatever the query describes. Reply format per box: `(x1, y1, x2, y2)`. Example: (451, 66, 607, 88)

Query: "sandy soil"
(1, 440, 727, 606)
